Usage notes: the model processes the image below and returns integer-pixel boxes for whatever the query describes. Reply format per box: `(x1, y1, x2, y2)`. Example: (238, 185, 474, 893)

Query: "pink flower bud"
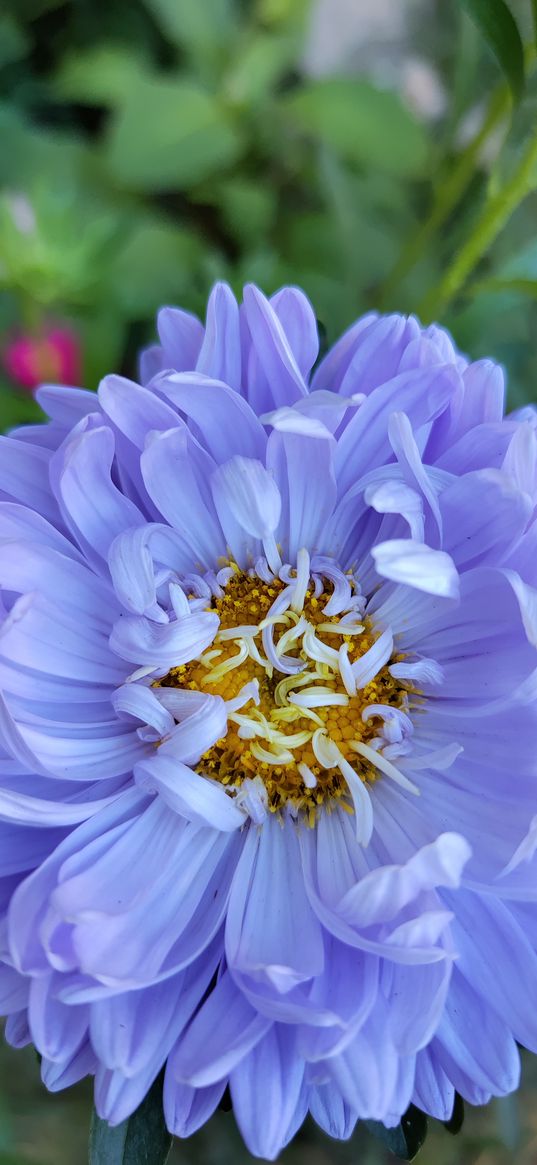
(4, 325, 82, 390)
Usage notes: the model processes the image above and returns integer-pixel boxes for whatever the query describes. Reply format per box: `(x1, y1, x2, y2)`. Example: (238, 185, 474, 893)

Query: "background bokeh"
(1, 0, 537, 1161)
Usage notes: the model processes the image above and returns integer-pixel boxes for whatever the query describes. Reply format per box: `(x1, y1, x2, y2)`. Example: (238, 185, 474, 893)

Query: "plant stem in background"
(377, 85, 509, 310)
(417, 126, 537, 322)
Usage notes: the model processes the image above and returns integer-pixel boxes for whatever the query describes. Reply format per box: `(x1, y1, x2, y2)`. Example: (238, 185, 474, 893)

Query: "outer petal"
(230, 1026, 305, 1160)
(170, 969, 270, 1087)
(226, 815, 324, 992)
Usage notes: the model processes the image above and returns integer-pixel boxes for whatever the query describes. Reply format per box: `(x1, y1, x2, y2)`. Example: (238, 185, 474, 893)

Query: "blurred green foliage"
(0, 0, 535, 430)
(1, 1041, 537, 1165)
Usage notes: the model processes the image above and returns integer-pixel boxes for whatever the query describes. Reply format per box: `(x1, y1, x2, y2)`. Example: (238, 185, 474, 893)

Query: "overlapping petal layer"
(1, 284, 536, 1158)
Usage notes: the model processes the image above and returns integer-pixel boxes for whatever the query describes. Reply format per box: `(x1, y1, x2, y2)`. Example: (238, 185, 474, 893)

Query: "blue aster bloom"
(1, 283, 537, 1159)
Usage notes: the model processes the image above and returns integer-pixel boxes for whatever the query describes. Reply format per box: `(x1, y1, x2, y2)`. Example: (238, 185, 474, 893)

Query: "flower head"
(1, 283, 536, 1158)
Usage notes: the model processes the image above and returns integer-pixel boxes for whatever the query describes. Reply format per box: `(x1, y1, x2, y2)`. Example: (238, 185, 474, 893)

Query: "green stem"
(376, 84, 509, 310)
(417, 126, 537, 322)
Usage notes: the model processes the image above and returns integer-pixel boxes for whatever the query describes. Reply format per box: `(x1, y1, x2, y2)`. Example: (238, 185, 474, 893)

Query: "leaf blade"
(89, 1076, 172, 1165)
(457, 0, 525, 102)
(104, 77, 244, 190)
(282, 79, 429, 178)
(365, 1105, 428, 1161)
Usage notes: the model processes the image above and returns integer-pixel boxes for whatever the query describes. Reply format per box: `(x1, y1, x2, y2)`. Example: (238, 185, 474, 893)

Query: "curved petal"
(169, 969, 270, 1087)
(242, 284, 308, 407)
(157, 305, 204, 370)
(52, 421, 143, 568)
(156, 372, 265, 463)
(230, 1025, 305, 1160)
(196, 282, 241, 390)
(226, 815, 324, 992)
(210, 455, 281, 566)
(109, 609, 218, 668)
(134, 753, 244, 832)
(267, 430, 336, 559)
(140, 427, 225, 566)
(372, 540, 459, 598)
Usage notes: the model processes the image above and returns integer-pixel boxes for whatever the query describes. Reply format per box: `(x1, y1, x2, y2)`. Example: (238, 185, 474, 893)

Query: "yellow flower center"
(159, 563, 413, 819)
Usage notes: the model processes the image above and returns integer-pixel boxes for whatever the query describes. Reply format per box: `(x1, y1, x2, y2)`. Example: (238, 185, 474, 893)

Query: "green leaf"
(457, 0, 525, 103)
(282, 79, 429, 177)
(533, 0, 537, 46)
(0, 16, 29, 68)
(54, 47, 150, 107)
(0, 388, 45, 433)
(490, 70, 537, 196)
(109, 219, 205, 316)
(105, 77, 244, 190)
(79, 311, 125, 391)
(0, 104, 89, 189)
(444, 1091, 465, 1135)
(0, 184, 121, 308)
(224, 32, 299, 106)
(0, 1154, 46, 1165)
(2, 0, 64, 16)
(89, 1076, 172, 1165)
(365, 1105, 428, 1161)
(216, 179, 275, 246)
(258, 0, 311, 30)
(142, 0, 237, 76)
(468, 238, 537, 297)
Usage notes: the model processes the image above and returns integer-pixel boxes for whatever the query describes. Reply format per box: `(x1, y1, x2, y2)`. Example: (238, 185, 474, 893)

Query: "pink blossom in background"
(3, 325, 82, 390)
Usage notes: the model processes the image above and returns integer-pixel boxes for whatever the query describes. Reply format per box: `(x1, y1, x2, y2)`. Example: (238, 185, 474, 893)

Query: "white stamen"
(351, 627, 393, 688)
(225, 679, 260, 714)
(263, 532, 282, 575)
(291, 689, 349, 709)
(274, 703, 324, 727)
(202, 640, 249, 684)
(258, 613, 293, 631)
(275, 615, 309, 657)
(298, 761, 317, 788)
(217, 624, 260, 640)
(316, 622, 365, 636)
(311, 729, 340, 768)
(303, 626, 340, 667)
(274, 671, 312, 705)
(245, 636, 272, 672)
(236, 722, 259, 740)
(250, 741, 295, 765)
(197, 649, 222, 669)
(338, 643, 357, 696)
(272, 729, 313, 750)
(350, 740, 420, 794)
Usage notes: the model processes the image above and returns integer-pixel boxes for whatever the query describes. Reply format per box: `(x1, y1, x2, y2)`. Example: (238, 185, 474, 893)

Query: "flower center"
(159, 552, 414, 820)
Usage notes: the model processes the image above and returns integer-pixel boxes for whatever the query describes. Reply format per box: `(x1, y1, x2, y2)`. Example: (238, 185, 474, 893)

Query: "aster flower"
(1, 282, 537, 1160)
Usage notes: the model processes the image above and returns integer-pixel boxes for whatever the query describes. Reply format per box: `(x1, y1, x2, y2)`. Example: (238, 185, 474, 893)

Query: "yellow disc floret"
(157, 563, 414, 818)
